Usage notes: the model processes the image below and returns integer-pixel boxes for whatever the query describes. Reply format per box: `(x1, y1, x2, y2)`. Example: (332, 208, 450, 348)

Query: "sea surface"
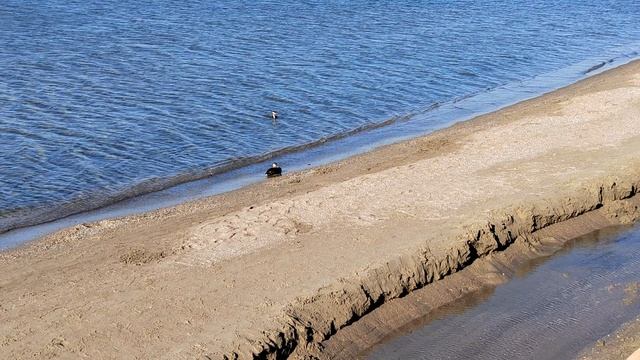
(2, 1, 640, 236)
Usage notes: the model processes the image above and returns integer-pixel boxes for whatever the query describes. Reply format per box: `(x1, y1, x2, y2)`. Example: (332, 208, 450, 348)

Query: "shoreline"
(1, 61, 640, 359)
(2, 52, 639, 251)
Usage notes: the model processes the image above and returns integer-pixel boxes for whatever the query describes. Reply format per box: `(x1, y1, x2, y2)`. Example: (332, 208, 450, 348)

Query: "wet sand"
(1, 61, 640, 359)
(579, 316, 640, 360)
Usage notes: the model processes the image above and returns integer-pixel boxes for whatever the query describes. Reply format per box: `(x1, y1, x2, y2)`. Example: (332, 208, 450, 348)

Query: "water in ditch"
(367, 225, 640, 360)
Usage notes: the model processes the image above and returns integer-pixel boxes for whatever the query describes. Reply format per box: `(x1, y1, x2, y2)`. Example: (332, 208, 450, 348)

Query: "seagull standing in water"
(265, 162, 282, 177)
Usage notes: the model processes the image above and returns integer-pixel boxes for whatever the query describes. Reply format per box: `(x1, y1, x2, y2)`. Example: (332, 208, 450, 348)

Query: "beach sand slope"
(1, 61, 640, 359)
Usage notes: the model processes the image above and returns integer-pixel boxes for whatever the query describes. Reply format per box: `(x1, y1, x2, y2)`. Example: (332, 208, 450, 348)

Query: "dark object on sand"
(266, 162, 282, 177)
(270, 111, 278, 120)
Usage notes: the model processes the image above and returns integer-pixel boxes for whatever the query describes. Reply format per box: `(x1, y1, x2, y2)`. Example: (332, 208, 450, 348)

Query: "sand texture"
(1, 61, 640, 359)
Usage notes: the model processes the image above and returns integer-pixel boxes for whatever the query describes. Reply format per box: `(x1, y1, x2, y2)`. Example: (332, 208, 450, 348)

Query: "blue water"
(1, 0, 640, 234)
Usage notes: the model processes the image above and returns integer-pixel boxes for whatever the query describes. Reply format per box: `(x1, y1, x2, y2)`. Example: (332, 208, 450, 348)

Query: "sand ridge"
(1, 61, 640, 359)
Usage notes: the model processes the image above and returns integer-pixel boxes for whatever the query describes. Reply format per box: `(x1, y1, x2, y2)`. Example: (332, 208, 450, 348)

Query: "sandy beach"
(2, 60, 640, 359)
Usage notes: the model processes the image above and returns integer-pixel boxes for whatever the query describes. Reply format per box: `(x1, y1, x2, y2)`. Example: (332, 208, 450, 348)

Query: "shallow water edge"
(364, 222, 640, 359)
(2, 52, 639, 251)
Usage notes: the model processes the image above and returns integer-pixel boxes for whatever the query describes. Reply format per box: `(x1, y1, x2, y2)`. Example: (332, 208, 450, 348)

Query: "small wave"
(583, 49, 639, 74)
(584, 61, 607, 74)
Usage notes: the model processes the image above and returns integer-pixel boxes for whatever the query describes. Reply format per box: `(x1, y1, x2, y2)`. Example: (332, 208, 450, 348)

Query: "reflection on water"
(367, 225, 640, 360)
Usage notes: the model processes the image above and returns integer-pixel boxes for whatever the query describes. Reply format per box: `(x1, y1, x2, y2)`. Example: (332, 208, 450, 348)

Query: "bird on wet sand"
(265, 162, 282, 177)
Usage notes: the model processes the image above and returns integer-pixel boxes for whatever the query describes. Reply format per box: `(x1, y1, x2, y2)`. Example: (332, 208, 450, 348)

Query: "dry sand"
(1, 61, 640, 359)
